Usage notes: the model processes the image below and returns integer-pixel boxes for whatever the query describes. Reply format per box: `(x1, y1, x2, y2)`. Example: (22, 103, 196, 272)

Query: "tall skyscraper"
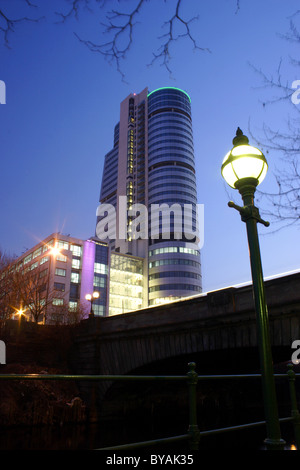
(97, 87, 202, 308)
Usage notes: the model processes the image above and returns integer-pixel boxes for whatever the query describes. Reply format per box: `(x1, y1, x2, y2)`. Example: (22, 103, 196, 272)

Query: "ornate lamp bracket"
(228, 201, 270, 227)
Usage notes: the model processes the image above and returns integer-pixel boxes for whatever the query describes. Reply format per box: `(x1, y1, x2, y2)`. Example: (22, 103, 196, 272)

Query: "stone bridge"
(71, 271, 300, 425)
(73, 271, 300, 380)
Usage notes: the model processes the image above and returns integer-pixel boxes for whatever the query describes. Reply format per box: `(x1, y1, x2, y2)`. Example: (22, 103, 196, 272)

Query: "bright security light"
(85, 292, 99, 301)
(221, 129, 268, 189)
(50, 246, 61, 257)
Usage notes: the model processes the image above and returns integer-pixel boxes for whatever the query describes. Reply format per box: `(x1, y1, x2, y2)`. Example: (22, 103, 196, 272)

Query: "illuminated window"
(94, 263, 107, 274)
(149, 284, 201, 293)
(43, 239, 54, 252)
(52, 298, 64, 306)
(57, 240, 69, 250)
(72, 258, 80, 269)
(179, 247, 199, 255)
(149, 246, 199, 257)
(32, 247, 42, 259)
(55, 268, 66, 277)
(93, 304, 105, 316)
(93, 276, 106, 288)
(57, 254, 67, 262)
(70, 245, 82, 256)
(40, 256, 49, 265)
(24, 254, 32, 265)
(71, 272, 80, 283)
(149, 258, 200, 268)
(149, 271, 201, 280)
(109, 253, 144, 316)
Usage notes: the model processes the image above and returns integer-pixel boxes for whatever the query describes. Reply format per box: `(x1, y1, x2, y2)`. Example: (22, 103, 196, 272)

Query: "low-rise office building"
(1, 232, 146, 323)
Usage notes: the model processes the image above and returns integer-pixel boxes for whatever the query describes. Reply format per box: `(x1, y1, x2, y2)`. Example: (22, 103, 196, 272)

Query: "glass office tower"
(97, 87, 202, 310)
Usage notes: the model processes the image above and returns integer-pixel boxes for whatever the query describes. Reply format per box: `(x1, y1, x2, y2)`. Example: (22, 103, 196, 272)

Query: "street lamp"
(221, 127, 285, 450)
(49, 246, 60, 257)
(15, 307, 27, 324)
(85, 291, 100, 316)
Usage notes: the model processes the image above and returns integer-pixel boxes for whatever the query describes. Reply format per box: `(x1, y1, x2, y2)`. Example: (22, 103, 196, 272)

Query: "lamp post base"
(264, 438, 286, 451)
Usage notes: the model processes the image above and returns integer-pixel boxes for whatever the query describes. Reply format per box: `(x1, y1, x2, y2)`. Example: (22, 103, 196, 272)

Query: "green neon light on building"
(147, 87, 191, 103)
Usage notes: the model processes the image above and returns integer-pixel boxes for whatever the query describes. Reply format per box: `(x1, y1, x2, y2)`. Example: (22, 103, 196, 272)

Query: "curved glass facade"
(147, 88, 202, 305)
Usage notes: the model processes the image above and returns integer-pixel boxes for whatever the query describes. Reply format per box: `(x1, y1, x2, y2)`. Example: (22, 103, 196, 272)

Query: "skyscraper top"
(147, 87, 191, 103)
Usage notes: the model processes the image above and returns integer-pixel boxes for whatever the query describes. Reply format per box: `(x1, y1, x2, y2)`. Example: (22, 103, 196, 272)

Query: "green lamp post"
(221, 128, 285, 450)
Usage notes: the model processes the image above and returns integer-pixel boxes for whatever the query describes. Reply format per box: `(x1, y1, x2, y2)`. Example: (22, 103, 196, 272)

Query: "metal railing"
(0, 362, 299, 450)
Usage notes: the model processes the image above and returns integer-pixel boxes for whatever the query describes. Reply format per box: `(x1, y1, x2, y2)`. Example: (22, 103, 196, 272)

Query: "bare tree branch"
(249, 15, 300, 231)
(148, 0, 210, 76)
(251, 116, 300, 231)
(74, 0, 145, 81)
(54, 0, 106, 22)
(249, 60, 297, 108)
(72, 0, 215, 79)
(61, 0, 240, 77)
(0, 0, 242, 77)
(0, 0, 43, 47)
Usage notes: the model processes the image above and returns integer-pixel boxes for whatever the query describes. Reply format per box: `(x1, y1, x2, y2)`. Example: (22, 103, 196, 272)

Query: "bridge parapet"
(73, 271, 300, 380)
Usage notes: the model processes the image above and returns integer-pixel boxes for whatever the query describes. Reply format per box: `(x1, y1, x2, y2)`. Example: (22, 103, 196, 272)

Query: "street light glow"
(13, 307, 27, 320)
(221, 129, 268, 188)
(85, 292, 99, 301)
(49, 246, 61, 257)
(85, 291, 100, 316)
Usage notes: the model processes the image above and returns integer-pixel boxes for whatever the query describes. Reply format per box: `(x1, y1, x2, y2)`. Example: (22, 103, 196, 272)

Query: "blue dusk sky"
(0, 0, 299, 293)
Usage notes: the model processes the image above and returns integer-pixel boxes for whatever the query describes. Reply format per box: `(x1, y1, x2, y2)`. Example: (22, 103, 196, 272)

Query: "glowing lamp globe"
(221, 128, 268, 189)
